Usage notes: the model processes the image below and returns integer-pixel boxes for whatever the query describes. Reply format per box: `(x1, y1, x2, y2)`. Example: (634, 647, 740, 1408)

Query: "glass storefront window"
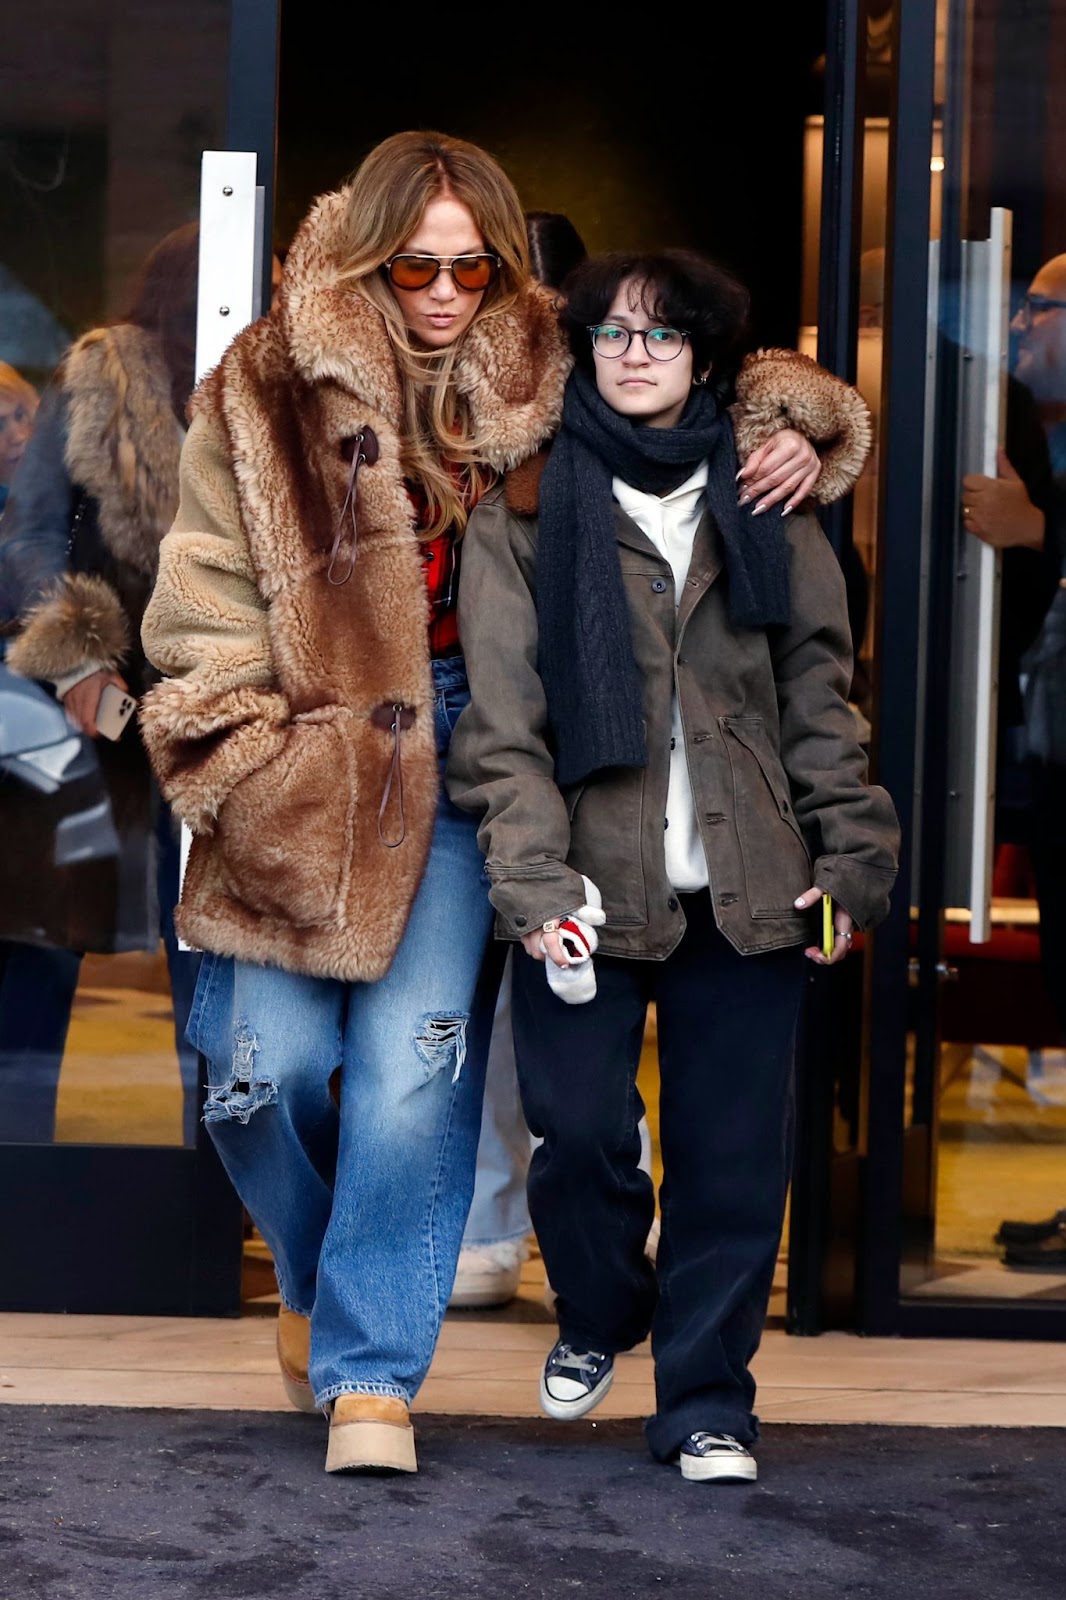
(900, 0, 1066, 1305)
(0, 1, 229, 1149)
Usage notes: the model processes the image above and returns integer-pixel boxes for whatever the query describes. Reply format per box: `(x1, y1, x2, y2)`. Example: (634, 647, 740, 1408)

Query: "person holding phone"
(448, 248, 900, 1484)
(0, 225, 203, 1144)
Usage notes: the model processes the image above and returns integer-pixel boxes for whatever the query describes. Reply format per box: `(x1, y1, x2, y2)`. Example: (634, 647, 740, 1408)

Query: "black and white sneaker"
(679, 1432, 757, 1483)
(539, 1340, 614, 1420)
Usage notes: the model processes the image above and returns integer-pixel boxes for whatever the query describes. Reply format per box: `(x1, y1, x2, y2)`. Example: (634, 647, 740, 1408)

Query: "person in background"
(966, 253, 1066, 1267)
(0, 223, 203, 1147)
(0, 363, 39, 519)
(449, 247, 898, 1485)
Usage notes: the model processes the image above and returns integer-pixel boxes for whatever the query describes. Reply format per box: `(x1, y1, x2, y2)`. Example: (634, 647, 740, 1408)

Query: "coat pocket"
(721, 716, 812, 918)
(217, 714, 353, 928)
(565, 768, 648, 928)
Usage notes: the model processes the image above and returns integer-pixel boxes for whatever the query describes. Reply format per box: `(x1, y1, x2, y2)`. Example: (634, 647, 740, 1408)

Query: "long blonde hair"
(337, 130, 531, 537)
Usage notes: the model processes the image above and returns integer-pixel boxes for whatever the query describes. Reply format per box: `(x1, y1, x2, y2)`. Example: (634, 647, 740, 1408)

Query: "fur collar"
(277, 185, 572, 470)
(63, 324, 185, 578)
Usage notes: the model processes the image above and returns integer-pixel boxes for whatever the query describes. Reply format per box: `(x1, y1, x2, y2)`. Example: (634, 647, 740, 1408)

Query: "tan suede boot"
(276, 1308, 317, 1414)
(325, 1394, 417, 1474)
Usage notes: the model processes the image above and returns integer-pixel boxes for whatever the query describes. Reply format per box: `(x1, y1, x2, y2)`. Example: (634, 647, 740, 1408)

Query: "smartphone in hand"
(96, 683, 137, 741)
(821, 893, 835, 959)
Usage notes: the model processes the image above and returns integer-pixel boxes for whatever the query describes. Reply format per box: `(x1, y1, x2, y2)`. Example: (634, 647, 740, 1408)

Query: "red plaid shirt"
(419, 527, 461, 659)
(407, 468, 487, 659)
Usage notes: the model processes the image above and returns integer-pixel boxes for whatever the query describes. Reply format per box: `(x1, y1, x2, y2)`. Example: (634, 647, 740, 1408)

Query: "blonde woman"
(139, 131, 856, 1476)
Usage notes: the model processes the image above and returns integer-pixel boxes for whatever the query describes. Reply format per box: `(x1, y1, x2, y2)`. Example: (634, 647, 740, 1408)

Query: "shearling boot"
(325, 1394, 417, 1474)
(276, 1308, 317, 1414)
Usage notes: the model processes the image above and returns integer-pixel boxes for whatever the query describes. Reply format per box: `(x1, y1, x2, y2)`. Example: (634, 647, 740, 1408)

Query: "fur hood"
(6, 323, 184, 685)
(274, 184, 570, 469)
(63, 324, 185, 577)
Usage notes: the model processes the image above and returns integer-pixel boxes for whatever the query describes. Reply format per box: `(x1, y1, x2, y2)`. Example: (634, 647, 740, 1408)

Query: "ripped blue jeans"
(186, 656, 496, 1407)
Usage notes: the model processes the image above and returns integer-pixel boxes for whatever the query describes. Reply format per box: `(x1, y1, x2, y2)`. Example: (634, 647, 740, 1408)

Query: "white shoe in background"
(449, 1238, 529, 1309)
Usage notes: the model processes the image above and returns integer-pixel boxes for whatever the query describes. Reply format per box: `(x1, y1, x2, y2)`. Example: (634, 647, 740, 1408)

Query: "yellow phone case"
(822, 893, 834, 959)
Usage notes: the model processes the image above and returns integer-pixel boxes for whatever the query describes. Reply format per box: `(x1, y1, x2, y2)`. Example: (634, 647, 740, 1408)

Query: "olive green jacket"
(447, 483, 900, 960)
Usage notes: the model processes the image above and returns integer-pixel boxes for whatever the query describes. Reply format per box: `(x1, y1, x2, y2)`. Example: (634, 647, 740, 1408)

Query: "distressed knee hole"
(203, 1021, 279, 1124)
(414, 1013, 468, 1084)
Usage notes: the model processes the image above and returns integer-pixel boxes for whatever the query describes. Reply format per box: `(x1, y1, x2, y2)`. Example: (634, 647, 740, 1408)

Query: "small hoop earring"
(692, 374, 707, 388)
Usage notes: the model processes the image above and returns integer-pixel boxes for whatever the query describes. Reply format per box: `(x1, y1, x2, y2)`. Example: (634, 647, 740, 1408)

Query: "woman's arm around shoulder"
(139, 405, 289, 834)
(772, 511, 900, 931)
(446, 492, 586, 936)
(732, 349, 873, 507)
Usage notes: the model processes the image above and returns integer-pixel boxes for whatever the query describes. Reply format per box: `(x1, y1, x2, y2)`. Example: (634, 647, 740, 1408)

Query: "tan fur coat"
(141, 184, 872, 984)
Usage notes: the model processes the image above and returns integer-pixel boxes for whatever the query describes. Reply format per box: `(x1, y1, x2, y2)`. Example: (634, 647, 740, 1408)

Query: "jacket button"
(664, 817, 669, 829)
(514, 916, 527, 928)
(667, 896, 679, 911)
(670, 737, 676, 750)
(651, 578, 668, 593)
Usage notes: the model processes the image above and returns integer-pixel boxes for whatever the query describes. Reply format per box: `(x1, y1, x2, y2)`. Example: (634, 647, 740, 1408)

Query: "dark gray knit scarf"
(538, 368, 792, 787)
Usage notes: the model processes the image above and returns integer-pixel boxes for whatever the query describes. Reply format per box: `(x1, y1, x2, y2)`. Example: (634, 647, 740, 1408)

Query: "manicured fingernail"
(736, 468, 746, 480)
(738, 492, 752, 506)
(795, 896, 806, 907)
(783, 502, 794, 515)
(752, 503, 766, 516)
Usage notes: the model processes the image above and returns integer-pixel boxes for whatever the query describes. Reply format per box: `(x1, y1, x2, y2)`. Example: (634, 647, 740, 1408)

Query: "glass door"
(789, 0, 1066, 1338)
(892, 0, 1066, 1329)
(0, 0, 276, 1313)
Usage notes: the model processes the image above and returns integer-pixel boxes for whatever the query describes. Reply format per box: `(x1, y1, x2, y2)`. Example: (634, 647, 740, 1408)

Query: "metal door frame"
(789, 0, 1066, 1342)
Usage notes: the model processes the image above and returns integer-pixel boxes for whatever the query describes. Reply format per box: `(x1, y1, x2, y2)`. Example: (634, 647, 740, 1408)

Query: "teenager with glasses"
(140, 129, 871, 1477)
(449, 249, 899, 1485)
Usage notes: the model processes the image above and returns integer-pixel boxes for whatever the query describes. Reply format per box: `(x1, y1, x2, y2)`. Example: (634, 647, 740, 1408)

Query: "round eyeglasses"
(588, 324, 689, 361)
(385, 253, 501, 293)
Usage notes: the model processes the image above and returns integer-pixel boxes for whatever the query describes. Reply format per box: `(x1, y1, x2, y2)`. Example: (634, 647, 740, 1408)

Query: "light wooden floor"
(3, 1250, 1066, 1428)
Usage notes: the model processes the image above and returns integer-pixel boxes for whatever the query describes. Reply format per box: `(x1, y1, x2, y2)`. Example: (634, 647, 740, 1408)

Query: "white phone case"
(96, 683, 137, 741)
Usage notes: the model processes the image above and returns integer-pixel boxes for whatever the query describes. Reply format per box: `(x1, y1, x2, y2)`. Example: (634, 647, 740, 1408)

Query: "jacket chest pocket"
(565, 770, 648, 929)
(720, 716, 811, 918)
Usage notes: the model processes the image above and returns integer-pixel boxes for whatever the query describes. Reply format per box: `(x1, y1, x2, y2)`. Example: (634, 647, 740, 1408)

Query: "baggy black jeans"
(512, 890, 806, 1460)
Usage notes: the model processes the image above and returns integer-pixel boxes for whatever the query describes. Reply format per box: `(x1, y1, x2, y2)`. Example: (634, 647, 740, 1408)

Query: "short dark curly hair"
(561, 249, 750, 403)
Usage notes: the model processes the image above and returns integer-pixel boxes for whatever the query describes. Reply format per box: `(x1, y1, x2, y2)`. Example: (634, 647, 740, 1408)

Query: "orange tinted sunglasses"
(385, 253, 500, 293)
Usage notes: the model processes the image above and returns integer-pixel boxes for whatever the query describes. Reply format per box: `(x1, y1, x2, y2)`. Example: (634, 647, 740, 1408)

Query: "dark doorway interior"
(276, 14, 827, 350)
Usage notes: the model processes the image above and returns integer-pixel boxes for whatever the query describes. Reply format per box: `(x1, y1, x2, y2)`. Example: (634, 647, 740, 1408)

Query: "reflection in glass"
(1, 226, 208, 1148)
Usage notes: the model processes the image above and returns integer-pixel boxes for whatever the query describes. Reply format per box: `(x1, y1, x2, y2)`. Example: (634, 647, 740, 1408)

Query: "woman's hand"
(794, 886, 854, 966)
(962, 450, 1045, 551)
(738, 429, 820, 516)
(521, 928, 570, 967)
(62, 669, 128, 738)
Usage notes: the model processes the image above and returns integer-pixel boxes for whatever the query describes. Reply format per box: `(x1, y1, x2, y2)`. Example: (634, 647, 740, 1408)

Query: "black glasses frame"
(587, 323, 691, 361)
(384, 253, 501, 292)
